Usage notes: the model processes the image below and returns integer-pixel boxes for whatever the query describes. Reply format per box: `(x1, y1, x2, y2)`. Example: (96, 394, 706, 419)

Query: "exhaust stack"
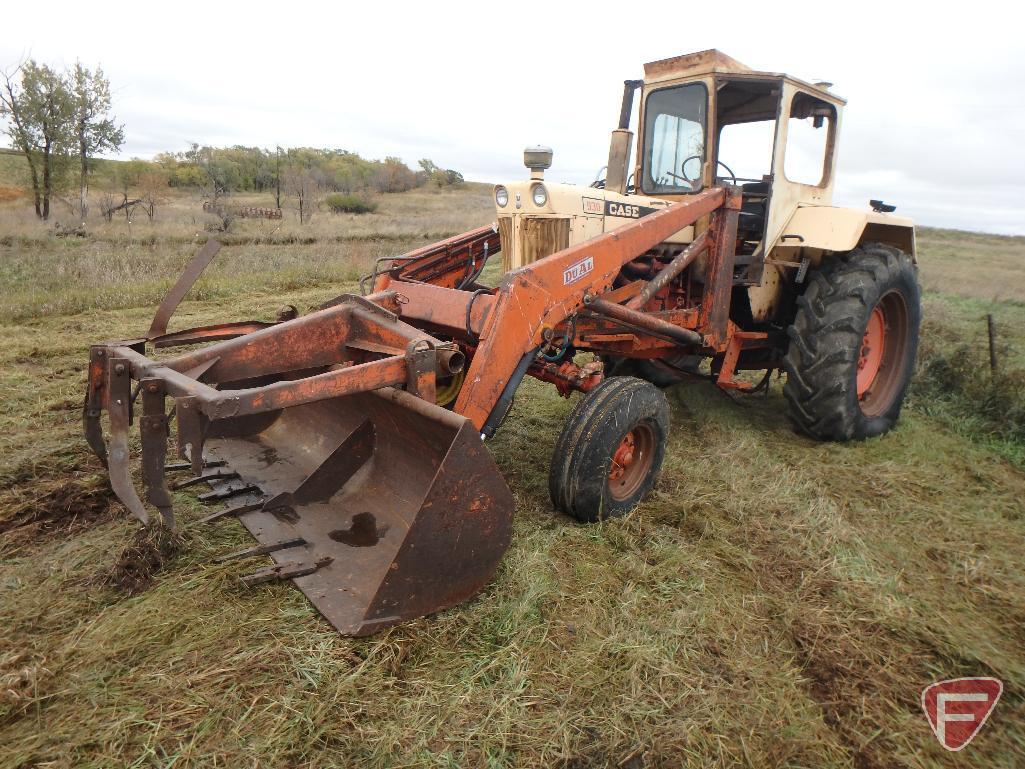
(605, 80, 642, 194)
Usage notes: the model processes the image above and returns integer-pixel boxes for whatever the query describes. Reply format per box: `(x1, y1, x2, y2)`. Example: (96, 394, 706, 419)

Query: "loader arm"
(452, 186, 734, 431)
(83, 185, 743, 637)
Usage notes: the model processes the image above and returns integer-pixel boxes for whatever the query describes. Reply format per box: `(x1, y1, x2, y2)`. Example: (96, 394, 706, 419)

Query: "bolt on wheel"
(549, 376, 669, 522)
(608, 425, 656, 501)
(857, 289, 910, 418)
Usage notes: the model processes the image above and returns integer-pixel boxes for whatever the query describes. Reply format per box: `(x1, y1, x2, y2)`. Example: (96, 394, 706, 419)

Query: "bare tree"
(137, 170, 167, 222)
(70, 63, 123, 220)
(283, 166, 321, 224)
(0, 61, 76, 220)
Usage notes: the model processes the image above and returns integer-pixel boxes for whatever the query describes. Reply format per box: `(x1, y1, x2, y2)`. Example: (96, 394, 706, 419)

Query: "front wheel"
(783, 243, 920, 441)
(549, 376, 669, 522)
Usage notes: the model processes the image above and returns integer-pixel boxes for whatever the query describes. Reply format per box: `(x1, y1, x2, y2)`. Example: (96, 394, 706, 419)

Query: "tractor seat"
(737, 181, 769, 238)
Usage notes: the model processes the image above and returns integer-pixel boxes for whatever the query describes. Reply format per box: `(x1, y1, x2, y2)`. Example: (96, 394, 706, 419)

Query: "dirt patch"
(102, 525, 184, 595)
(0, 477, 115, 553)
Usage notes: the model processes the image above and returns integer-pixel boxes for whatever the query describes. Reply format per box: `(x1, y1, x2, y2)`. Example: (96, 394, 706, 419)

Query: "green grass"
(1, 185, 1024, 767)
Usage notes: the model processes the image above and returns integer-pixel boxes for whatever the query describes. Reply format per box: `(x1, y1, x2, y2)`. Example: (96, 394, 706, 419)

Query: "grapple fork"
(84, 292, 514, 635)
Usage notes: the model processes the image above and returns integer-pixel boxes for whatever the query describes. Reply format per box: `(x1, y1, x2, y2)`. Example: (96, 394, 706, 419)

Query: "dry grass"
(0, 185, 493, 322)
(0, 185, 1023, 767)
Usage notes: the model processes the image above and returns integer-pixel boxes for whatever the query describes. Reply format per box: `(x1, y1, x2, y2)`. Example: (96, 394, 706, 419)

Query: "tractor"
(83, 50, 919, 635)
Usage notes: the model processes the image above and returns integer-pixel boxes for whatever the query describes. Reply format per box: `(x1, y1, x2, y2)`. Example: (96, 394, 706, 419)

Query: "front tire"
(549, 376, 669, 522)
(783, 243, 920, 441)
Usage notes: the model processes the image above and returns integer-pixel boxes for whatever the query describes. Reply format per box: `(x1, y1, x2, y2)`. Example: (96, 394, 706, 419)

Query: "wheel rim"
(857, 290, 910, 417)
(608, 424, 656, 501)
(435, 369, 465, 408)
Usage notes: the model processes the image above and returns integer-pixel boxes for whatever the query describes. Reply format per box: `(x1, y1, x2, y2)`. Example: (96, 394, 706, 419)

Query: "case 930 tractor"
(83, 50, 919, 635)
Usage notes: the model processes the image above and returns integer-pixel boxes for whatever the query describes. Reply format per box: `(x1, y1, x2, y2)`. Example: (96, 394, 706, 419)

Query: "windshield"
(642, 83, 708, 194)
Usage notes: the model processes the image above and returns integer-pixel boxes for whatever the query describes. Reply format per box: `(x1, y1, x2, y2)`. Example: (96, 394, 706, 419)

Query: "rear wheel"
(549, 376, 669, 522)
(783, 243, 920, 440)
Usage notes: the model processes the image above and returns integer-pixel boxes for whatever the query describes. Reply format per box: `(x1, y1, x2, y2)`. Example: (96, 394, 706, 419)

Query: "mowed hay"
(0, 186, 1023, 767)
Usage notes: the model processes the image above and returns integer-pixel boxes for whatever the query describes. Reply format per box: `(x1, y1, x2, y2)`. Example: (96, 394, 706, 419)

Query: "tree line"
(154, 145, 463, 199)
(1, 59, 464, 223)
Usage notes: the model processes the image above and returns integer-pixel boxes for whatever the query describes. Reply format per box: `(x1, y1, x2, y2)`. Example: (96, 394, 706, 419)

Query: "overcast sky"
(5, 1, 1024, 234)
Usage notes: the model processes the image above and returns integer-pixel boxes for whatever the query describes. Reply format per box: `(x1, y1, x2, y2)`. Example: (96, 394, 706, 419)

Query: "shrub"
(325, 193, 378, 214)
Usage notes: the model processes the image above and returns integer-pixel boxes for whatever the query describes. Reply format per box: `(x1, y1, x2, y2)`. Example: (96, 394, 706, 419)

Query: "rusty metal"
(697, 189, 743, 348)
(214, 538, 307, 564)
(83, 182, 762, 637)
(201, 387, 514, 634)
(626, 231, 709, 310)
(363, 223, 501, 294)
(198, 501, 265, 524)
(171, 470, 239, 490)
(148, 240, 222, 339)
(203, 200, 282, 220)
(584, 295, 703, 347)
(152, 321, 274, 349)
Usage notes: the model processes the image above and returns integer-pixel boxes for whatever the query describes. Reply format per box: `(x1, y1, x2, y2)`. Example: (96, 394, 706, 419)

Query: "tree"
(70, 63, 123, 220)
(137, 170, 168, 221)
(0, 61, 76, 220)
(282, 165, 321, 224)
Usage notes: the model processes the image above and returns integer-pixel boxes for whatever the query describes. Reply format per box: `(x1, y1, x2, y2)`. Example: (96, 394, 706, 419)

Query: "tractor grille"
(498, 217, 515, 272)
(522, 217, 570, 266)
(500, 216, 570, 271)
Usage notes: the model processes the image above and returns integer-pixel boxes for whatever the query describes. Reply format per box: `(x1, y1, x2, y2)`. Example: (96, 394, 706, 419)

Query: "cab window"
(783, 93, 836, 187)
(642, 83, 708, 194)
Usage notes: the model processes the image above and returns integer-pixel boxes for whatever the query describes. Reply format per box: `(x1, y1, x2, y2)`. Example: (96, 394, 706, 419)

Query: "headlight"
(495, 186, 509, 207)
(531, 183, 548, 207)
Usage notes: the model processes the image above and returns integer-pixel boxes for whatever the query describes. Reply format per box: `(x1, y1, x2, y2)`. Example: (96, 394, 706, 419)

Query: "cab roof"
(643, 49, 846, 105)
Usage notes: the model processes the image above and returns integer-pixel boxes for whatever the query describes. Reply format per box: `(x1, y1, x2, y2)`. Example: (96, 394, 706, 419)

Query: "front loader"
(84, 50, 920, 635)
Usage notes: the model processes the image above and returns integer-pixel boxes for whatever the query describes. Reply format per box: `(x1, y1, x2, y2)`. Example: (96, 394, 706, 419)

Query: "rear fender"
(774, 205, 916, 262)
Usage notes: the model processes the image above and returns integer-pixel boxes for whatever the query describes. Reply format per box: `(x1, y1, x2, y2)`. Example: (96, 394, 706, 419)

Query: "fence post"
(987, 313, 998, 375)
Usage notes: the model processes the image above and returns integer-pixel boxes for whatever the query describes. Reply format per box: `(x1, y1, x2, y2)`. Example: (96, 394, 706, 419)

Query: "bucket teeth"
(198, 484, 261, 503)
(214, 537, 307, 564)
(165, 460, 225, 473)
(241, 557, 333, 588)
(198, 501, 265, 524)
(172, 470, 239, 490)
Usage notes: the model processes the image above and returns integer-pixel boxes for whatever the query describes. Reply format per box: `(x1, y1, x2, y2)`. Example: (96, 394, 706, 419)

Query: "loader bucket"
(200, 387, 513, 636)
(156, 383, 512, 635)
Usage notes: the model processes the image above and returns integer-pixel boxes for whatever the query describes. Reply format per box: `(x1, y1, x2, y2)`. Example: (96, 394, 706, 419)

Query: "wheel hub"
(609, 433, 636, 481)
(856, 290, 910, 418)
(607, 425, 656, 501)
(857, 305, 886, 397)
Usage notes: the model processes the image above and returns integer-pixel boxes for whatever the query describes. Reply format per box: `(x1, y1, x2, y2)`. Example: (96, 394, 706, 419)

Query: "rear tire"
(783, 243, 920, 441)
(549, 376, 669, 522)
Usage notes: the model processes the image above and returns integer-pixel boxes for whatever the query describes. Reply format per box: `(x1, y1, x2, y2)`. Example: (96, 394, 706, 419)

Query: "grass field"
(1, 182, 1023, 768)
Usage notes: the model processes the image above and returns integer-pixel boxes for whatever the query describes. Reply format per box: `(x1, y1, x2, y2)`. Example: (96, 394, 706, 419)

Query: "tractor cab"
(630, 50, 843, 282)
(494, 50, 912, 326)
(494, 51, 846, 282)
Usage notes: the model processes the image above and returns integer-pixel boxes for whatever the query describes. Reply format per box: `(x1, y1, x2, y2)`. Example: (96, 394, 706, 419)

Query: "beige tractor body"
(495, 49, 915, 323)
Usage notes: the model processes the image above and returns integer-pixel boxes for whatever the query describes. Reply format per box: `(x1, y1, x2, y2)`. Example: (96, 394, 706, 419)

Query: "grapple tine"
(140, 379, 175, 529)
(175, 396, 208, 476)
(84, 347, 108, 468)
(106, 357, 149, 526)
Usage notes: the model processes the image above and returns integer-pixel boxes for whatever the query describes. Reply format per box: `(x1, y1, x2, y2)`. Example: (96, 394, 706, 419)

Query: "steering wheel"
(680, 155, 737, 186)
